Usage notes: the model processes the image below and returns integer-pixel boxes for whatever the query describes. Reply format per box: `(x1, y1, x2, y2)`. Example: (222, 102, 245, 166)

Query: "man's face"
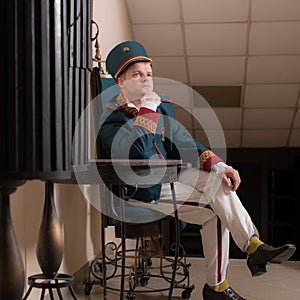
(118, 62, 153, 100)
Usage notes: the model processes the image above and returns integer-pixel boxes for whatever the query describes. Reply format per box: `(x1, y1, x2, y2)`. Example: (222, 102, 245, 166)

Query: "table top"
(89, 159, 182, 167)
(73, 159, 182, 185)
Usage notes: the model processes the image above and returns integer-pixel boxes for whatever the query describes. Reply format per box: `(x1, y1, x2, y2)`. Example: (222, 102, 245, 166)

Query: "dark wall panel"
(0, 0, 92, 181)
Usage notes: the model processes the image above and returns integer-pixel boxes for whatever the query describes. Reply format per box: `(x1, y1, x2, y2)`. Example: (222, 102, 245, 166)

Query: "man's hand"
(140, 91, 161, 111)
(222, 167, 241, 191)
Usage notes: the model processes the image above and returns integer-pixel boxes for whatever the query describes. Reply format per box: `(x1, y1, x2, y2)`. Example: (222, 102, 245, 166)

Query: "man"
(99, 40, 296, 300)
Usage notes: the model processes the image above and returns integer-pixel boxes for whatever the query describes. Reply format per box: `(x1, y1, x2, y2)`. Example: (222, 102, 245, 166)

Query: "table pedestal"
(22, 182, 77, 300)
(0, 180, 26, 300)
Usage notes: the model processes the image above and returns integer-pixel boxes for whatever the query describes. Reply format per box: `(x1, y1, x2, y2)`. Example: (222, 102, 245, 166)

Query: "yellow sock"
(209, 279, 230, 292)
(247, 236, 264, 255)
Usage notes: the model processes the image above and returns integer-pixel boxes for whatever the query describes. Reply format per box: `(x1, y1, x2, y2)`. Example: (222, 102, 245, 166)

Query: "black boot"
(247, 243, 296, 276)
(202, 284, 246, 300)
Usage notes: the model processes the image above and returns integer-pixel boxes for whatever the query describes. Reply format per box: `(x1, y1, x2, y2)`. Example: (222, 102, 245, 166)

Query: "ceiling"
(124, 0, 300, 148)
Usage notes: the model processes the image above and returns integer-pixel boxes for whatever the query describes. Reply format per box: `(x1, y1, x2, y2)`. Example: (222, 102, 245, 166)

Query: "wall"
(227, 147, 300, 259)
(92, 0, 133, 63)
(10, 0, 133, 297)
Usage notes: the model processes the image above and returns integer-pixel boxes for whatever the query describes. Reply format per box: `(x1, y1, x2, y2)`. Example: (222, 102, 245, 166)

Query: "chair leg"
(56, 287, 63, 300)
(120, 236, 126, 300)
(22, 286, 33, 300)
(68, 286, 78, 300)
(49, 288, 55, 300)
(40, 288, 46, 300)
(120, 186, 126, 300)
(101, 216, 107, 297)
(168, 182, 180, 300)
(55, 279, 63, 300)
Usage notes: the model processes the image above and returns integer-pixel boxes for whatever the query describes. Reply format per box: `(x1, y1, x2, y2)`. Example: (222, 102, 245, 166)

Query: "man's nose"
(141, 75, 149, 81)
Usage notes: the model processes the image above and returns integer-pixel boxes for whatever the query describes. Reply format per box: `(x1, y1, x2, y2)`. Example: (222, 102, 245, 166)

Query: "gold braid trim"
(115, 94, 157, 134)
(134, 115, 157, 134)
(116, 94, 138, 117)
(198, 150, 216, 170)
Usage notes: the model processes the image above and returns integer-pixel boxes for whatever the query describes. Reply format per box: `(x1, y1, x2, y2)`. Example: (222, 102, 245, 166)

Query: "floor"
(69, 257, 300, 300)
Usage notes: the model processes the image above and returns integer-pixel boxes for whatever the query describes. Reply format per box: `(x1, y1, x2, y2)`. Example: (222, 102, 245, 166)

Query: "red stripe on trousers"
(217, 217, 222, 283)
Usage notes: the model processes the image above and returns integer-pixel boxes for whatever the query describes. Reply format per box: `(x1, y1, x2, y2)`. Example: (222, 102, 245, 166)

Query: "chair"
(84, 70, 194, 299)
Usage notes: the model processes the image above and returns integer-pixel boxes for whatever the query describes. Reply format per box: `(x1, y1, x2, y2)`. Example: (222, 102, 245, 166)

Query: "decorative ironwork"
(84, 235, 194, 298)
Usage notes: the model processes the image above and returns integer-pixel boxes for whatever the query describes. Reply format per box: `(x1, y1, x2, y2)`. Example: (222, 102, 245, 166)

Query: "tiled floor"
(70, 257, 300, 300)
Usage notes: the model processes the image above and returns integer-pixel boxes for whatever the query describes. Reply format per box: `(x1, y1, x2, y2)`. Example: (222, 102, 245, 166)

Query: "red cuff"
(198, 150, 223, 171)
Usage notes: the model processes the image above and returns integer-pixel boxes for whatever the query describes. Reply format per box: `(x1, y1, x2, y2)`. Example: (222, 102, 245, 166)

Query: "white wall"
(92, 0, 133, 60)
(9, 0, 133, 297)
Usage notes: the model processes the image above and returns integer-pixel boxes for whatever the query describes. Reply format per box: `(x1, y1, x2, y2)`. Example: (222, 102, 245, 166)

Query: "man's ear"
(117, 76, 123, 86)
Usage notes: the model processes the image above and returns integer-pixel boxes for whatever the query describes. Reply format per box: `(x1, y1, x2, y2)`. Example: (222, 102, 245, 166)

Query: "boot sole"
(269, 245, 296, 264)
(249, 264, 266, 277)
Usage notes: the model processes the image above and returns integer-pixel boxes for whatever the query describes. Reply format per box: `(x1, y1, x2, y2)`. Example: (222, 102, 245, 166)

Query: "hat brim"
(114, 56, 152, 78)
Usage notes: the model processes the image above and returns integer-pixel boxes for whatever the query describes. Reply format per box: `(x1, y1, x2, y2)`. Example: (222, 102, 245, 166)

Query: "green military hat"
(106, 41, 152, 79)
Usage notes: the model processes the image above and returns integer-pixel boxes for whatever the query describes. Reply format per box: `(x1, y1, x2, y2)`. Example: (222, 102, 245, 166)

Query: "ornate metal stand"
(85, 236, 194, 299)
(0, 181, 26, 300)
(22, 182, 77, 300)
(82, 160, 195, 299)
(22, 274, 77, 300)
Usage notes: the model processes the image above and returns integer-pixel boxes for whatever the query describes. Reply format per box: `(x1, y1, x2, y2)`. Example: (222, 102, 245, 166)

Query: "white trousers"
(130, 168, 257, 286)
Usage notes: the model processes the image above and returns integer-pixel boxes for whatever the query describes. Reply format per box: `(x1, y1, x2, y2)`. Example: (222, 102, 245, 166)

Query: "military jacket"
(99, 94, 223, 203)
